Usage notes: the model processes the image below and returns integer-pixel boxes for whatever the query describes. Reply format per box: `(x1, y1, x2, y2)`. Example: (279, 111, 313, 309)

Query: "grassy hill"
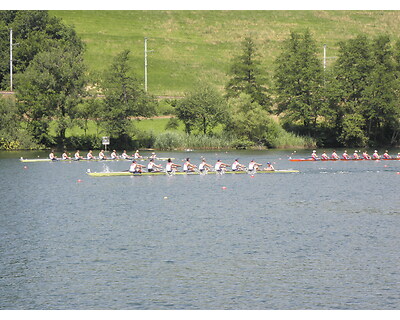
(51, 10, 400, 97)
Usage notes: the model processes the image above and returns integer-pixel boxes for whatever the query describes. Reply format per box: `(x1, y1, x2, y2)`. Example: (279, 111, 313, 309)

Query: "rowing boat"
(289, 158, 399, 162)
(87, 169, 299, 177)
(19, 157, 174, 163)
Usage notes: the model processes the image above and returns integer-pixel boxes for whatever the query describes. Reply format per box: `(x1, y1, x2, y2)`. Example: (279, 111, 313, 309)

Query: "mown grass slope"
(51, 10, 400, 96)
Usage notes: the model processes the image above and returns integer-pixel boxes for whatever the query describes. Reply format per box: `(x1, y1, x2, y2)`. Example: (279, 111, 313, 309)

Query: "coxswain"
(121, 150, 130, 160)
(263, 162, 275, 171)
(62, 151, 71, 160)
(214, 159, 230, 173)
(311, 150, 318, 160)
(165, 158, 181, 173)
(248, 160, 262, 172)
(382, 150, 391, 159)
(110, 150, 119, 160)
(342, 150, 350, 160)
(372, 150, 380, 160)
(86, 150, 96, 160)
(321, 151, 329, 160)
(183, 158, 197, 172)
(147, 159, 162, 172)
(362, 151, 371, 160)
(98, 150, 107, 160)
(49, 150, 58, 161)
(198, 159, 213, 173)
(331, 150, 339, 160)
(232, 159, 245, 171)
(353, 150, 360, 159)
(133, 150, 142, 159)
(74, 150, 84, 160)
(129, 160, 144, 173)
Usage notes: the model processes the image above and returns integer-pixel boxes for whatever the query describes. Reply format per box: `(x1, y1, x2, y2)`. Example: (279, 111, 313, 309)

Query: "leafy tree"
(176, 84, 227, 135)
(225, 37, 271, 109)
(274, 30, 324, 136)
(224, 93, 275, 146)
(0, 10, 84, 90)
(16, 46, 87, 146)
(101, 49, 157, 142)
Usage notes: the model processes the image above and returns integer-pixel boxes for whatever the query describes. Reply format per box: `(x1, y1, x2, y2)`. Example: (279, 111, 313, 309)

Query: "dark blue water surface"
(1, 149, 400, 309)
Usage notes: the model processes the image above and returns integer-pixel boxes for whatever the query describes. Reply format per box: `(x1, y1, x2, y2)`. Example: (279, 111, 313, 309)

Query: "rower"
(263, 162, 275, 171)
(183, 158, 197, 172)
(49, 150, 58, 161)
(129, 160, 144, 173)
(150, 152, 157, 160)
(397, 152, 400, 159)
(342, 150, 350, 160)
(198, 158, 212, 173)
(74, 150, 84, 160)
(214, 159, 229, 173)
(362, 151, 371, 160)
(86, 150, 96, 160)
(99, 150, 107, 160)
(165, 158, 181, 174)
(62, 151, 71, 160)
(121, 150, 130, 160)
(311, 150, 318, 160)
(321, 151, 329, 160)
(232, 159, 245, 171)
(372, 150, 380, 160)
(382, 150, 391, 159)
(248, 160, 262, 172)
(353, 150, 360, 159)
(110, 150, 119, 160)
(133, 150, 142, 159)
(147, 159, 163, 172)
(331, 150, 339, 160)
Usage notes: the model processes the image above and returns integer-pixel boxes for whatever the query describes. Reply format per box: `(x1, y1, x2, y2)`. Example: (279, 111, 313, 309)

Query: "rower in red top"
(321, 151, 329, 160)
(362, 151, 371, 160)
(331, 150, 339, 160)
(342, 150, 350, 160)
(311, 150, 318, 160)
(372, 150, 380, 160)
(382, 150, 391, 159)
(353, 150, 360, 159)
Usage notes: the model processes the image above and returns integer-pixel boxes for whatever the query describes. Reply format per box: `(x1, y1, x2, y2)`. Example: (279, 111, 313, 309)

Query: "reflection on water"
(1, 150, 400, 309)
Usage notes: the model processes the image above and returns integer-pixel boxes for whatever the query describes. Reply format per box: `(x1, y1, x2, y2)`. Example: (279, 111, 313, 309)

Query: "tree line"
(1, 10, 399, 150)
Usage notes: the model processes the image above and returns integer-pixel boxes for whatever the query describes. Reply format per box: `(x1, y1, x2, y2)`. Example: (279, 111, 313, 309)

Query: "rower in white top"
(129, 160, 144, 173)
(248, 160, 262, 172)
(62, 151, 71, 160)
(98, 150, 107, 160)
(198, 159, 213, 173)
(133, 150, 142, 159)
(165, 158, 181, 174)
(147, 159, 163, 172)
(110, 150, 119, 160)
(87, 150, 96, 160)
(214, 159, 230, 173)
(121, 150, 130, 160)
(232, 159, 245, 171)
(49, 150, 58, 161)
(183, 158, 197, 172)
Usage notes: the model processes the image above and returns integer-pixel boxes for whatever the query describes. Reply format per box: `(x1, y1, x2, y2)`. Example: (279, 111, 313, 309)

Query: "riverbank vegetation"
(1, 11, 400, 150)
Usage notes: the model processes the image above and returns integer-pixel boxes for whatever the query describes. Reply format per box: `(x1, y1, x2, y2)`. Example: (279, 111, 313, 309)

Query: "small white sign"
(102, 137, 110, 145)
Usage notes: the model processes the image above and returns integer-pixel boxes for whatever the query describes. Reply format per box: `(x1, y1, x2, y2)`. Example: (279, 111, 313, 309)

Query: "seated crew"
(331, 150, 339, 160)
(87, 150, 96, 160)
(311, 150, 318, 160)
(165, 158, 181, 173)
(147, 159, 163, 172)
(362, 151, 371, 160)
(121, 150, 130, 159)
(263, 162, 275, 171)
(74, 150, 84, 160)
(382, 150, 391, 159)
(183, 158, 197, 172)
(214, 159, 230, 173)
(62, 151, 71, 160)
(321, 151, 329, 160)
(342, 150, 350, 159)
(49, 150, 58, 161)
(198, 159, 212, 173)
(110, 150, 119, 159)
(98, 150, 107, 160)
(231, 159, 245, 171)
(248, 160, 262, 172)
(129, 160, 144, 173)
(372, 150, 380, 160)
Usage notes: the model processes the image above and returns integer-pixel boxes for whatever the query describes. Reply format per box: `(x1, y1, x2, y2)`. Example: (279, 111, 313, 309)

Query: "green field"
(50, 10, 400, 97)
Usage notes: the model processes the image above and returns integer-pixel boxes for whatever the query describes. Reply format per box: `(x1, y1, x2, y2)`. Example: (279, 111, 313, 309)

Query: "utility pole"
(144, 37, 154, 92)
(10, 29, 13, 91)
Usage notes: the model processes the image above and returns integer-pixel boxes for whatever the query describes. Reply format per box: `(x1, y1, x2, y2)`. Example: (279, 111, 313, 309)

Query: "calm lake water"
(1, 149, 400, 309)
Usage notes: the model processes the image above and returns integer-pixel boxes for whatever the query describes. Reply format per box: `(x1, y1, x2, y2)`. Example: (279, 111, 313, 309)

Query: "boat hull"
(87, 169, 299, 177)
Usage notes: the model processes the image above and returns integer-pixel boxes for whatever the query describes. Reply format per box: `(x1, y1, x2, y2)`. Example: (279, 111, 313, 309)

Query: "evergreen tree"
(102, 50, 156, 143)
(274, 30, 324, 136)
(225, 37, 271, 109)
